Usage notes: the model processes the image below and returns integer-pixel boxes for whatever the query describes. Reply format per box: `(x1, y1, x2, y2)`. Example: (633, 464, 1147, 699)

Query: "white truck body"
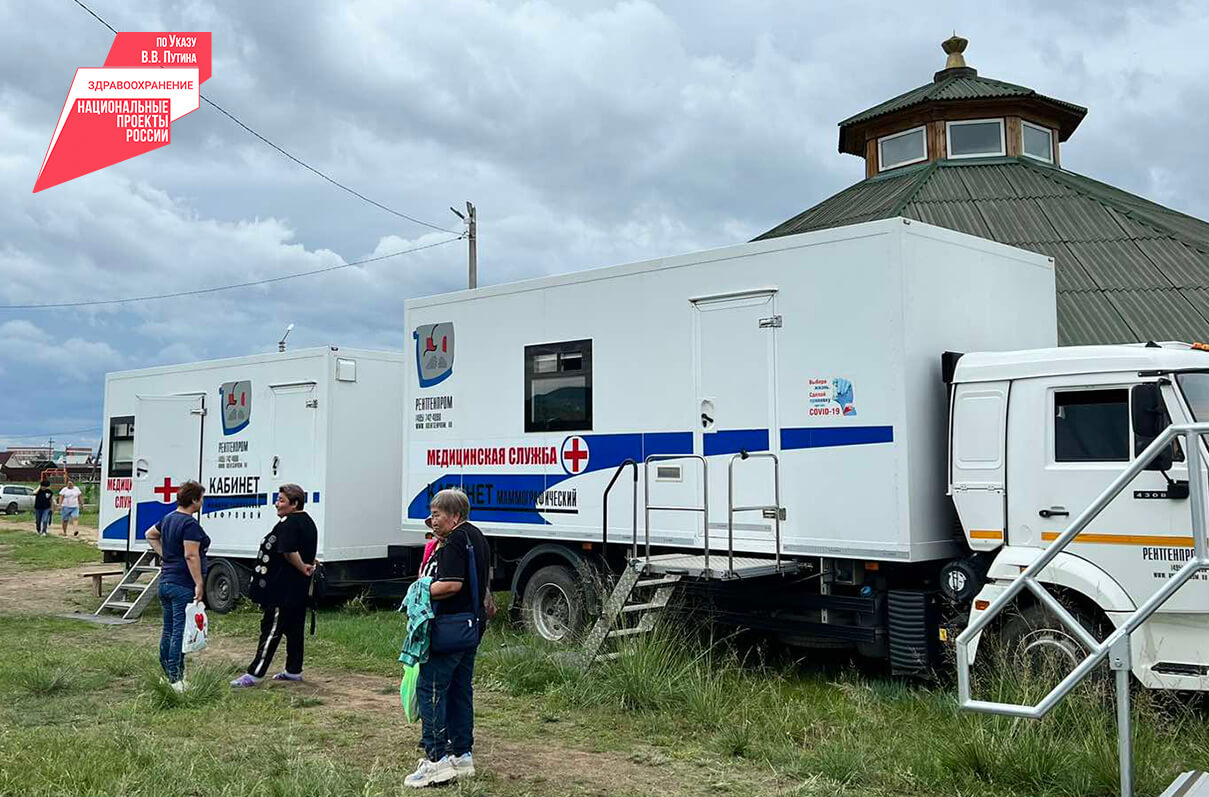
(99, 346, 406, 562)
(402, 218, 1056, 562)
(953, 345, 1209, 689)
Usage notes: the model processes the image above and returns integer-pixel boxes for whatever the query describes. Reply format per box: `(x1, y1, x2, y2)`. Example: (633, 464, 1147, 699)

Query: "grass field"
(2, 531, 1208, 796)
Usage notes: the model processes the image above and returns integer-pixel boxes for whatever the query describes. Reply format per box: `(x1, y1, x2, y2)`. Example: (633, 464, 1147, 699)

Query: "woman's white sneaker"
(404, 756, 456, 788)
(451, 753, 475, 778)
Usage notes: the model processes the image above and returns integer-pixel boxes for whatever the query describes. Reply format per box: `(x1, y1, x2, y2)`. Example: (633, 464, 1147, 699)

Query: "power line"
(0, 427, 99, 439)
(69, 0, 462, 235)
(0, 236, 462, 309)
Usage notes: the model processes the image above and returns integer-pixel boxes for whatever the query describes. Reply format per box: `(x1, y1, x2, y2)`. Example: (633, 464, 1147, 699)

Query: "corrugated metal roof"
(1134, 239, 1209, 289)
(1065, 241, 1170, 290)
(840, 73, 1087, 128)
(1106, 290, 1209, 343)
(1056, 292, 1136, 345)
(976, 198, 1062, 244)
(904, 201, 991, 239)
(753, 157, 1209, 346)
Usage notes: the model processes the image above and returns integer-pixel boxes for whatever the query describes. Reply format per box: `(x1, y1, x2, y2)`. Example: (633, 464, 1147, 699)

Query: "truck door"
(692, 290, 779, 549)
(1007, 377, 1200, 610)
(950, 381, 1009, 551)
(268, 383, 318, 498)
(131, 394, 205, 547)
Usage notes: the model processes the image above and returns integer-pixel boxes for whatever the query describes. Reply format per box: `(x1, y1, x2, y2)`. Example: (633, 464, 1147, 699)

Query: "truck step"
(606, 626, 650, 639)
(116, 583, 148, 592)
(593, 652, 623, 662)
(634, 577, 681, 588)
(621, 602, 663, 613)
(132, 566, 160, 574)
(102, 600, 135, 610)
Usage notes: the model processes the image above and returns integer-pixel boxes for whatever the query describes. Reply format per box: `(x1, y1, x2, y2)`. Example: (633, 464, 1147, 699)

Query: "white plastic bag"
(182, 600, 208, 654)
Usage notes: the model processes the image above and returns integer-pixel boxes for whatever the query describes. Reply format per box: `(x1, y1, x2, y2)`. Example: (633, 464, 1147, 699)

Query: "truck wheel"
(204, 558, 243, 614)
(1000, 603, 1102, 673)
(521, 565, 587, 644)
(5, 502, 17, 515)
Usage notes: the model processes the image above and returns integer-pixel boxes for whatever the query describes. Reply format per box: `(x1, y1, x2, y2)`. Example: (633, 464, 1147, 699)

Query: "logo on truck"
(560, 435, 590, 475)
(219, 380, 252, 435)
(415, 323, 455, 388)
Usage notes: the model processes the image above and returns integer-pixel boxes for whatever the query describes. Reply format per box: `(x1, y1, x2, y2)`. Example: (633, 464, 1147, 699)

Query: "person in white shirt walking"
(58, 480, 82, 537)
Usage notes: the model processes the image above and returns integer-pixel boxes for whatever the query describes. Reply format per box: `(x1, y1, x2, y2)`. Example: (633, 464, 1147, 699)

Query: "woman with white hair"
(405, 487, 491, 789)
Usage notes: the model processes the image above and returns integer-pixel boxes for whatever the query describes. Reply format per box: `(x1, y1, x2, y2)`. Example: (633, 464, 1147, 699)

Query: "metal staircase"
(581, 561, 681, 665)
(95, 551, 161, 620)
(582, 450, 797, 667)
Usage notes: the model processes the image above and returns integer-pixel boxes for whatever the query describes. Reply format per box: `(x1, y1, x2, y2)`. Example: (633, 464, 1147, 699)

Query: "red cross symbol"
(153, 477, 179, 503)
(561, 436, 590, 474)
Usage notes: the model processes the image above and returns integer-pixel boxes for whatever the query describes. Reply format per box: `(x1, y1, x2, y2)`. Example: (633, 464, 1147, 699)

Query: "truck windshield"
(1177, 372, 1209, 421)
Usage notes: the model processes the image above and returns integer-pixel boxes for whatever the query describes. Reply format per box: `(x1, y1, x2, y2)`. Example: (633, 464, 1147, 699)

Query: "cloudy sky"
(1, 0, 1207, 451)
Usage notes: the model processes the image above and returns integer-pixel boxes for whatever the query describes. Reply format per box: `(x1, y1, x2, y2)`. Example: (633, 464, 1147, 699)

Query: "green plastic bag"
(400, 664, 420, 723)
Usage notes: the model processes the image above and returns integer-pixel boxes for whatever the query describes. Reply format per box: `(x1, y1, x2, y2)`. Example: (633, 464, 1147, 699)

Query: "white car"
(0, 485, 35, 514)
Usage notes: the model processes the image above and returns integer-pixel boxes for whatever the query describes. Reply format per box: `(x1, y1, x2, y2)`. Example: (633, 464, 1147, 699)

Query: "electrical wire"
(69, 0, 463, 235)
(0, 236, 462, 309)
(0, 427, 100, 439)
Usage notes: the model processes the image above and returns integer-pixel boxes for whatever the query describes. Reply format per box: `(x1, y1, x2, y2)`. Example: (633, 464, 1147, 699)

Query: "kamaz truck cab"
(949, 342, 1209, 689)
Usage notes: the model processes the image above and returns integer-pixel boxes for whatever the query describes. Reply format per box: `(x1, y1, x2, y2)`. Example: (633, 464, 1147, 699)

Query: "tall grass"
(478, 618, 1209, 796)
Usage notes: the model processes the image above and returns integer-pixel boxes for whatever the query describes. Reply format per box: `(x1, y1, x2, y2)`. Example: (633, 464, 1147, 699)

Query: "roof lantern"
(838, 36, 1088, 176)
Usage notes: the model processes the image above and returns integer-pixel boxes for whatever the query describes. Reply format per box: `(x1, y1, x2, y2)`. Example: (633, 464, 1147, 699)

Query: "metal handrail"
(727, 451, 782, 574)
(601, 459, 638, 559)
(644, 454, 708, 570)
(955, 422, 1209, 797)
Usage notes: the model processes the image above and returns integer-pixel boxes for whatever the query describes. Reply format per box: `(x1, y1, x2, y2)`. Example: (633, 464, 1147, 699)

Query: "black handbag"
(429, 537, 481, 654)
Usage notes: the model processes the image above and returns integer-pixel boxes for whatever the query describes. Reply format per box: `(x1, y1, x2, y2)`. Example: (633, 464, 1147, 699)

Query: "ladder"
(95, 550, 161, 620)
(581, 560, 681, 666)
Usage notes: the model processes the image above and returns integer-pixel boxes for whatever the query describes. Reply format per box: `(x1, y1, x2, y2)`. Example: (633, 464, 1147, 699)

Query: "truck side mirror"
(1131, 383, 1173, 472)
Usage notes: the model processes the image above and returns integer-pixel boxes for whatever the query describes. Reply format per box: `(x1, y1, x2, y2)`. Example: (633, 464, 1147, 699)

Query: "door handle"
(1038, 507, 1070, 519)
(701, 413, 714, 429)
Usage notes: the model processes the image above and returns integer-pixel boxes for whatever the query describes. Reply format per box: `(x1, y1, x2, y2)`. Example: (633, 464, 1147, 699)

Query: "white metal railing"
(955, 422, 1209, 797)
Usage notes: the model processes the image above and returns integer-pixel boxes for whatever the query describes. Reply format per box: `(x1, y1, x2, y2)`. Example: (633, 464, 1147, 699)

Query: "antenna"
(278, 323, 295, 353)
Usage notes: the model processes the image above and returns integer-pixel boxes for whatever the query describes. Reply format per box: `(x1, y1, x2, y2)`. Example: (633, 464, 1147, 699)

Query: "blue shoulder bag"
(429, 536, 481, 654)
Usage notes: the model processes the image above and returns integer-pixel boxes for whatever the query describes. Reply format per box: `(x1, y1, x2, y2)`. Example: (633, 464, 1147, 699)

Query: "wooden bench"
(80, 569, 125, 598)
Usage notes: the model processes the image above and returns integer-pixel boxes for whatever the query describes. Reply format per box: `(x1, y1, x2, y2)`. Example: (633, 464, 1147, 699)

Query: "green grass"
(0, 527, 102, 569)
(6, 573, 1209, 796)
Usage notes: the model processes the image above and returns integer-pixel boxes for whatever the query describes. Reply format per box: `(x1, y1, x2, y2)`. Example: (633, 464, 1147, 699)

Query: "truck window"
(1177, 373, 1209, 422)
(108, 415, 135, 477)
(1054, 389, 1128, 462)
(525, 340, 592, 432)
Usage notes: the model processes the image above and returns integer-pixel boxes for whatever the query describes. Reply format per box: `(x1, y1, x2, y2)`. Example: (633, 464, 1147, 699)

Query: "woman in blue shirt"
(145, 480, 209, 692)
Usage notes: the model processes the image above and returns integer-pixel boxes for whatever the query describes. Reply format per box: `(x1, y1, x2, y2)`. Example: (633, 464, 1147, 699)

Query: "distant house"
(755, 36, 1209, 345)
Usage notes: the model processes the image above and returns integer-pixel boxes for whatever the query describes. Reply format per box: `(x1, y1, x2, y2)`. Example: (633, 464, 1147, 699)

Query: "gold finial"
(942, 34, 968, 69)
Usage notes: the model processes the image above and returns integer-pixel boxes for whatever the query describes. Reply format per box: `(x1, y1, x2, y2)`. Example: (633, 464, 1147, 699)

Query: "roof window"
(1021, 121, 1054, 163)
(878, 126, 927, 172)
(946, 118, 1005, 159)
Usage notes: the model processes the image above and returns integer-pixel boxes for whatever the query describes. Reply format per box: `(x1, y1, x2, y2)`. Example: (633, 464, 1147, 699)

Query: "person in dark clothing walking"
(231, 483, 318, 687)
(145, 480, 209, 692)
(405, 488, 491, 789)
(33, 479, 54, 536)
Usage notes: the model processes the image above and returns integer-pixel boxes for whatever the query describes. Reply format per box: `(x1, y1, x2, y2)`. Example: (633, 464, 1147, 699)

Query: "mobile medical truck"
(403, 217, 1209, 690)
(99, 346, 414, 614)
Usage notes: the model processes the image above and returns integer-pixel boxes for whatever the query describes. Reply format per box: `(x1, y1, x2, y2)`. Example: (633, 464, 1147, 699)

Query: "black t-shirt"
(250, 511, 318, 608)
(34, 487, 54, 510)
(425, 522, 490, 617)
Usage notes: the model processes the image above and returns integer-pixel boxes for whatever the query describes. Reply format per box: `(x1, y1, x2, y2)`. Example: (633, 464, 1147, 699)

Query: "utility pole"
(47, 437, 54, 461)
(451, 201, 477, 289)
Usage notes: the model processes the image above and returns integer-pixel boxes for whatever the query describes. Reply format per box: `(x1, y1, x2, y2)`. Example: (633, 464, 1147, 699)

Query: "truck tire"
(1000, 603, 1103, 673)
(5, 502, 17, 515)
(521, 564, 587, 643)
(204, 558, 243, 614)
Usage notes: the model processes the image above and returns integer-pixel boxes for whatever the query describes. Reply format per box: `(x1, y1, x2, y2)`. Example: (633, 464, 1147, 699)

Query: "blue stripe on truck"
(780, 425, 894, 450)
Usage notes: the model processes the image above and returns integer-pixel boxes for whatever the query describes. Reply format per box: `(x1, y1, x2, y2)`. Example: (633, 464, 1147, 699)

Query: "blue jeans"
(158, 582, 193, 682)
(34, 509, 51, 534)
(418, 647, 477, 760)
